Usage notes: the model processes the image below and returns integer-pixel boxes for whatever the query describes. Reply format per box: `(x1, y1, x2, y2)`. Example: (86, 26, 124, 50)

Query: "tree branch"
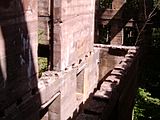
(135, 1, 158, 46)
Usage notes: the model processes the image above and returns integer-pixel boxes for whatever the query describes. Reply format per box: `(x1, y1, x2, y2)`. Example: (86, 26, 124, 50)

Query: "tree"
(132, 1, 160, 119)
(133, 0, 160, 46)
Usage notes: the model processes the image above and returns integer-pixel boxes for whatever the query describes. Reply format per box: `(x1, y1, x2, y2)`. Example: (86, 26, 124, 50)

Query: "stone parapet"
(76, 45, 139, 120)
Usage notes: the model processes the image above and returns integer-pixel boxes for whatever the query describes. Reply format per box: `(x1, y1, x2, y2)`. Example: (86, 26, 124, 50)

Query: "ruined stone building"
(0, 0, 157, 120)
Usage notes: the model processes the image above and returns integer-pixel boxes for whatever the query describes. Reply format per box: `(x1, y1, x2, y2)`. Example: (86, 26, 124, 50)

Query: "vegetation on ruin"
(133, 25, 160, 119)
(133, 50, 160, 118)
(133, 88, 160, 120)
(38, 29, 48, 77)
(38, 57, 48, 77)
(133, 1, 160, 119)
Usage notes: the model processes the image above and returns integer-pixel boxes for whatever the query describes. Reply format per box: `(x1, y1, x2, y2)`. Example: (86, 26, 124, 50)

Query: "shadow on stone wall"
(0, 1, 41, 120)
(98, 47, 127, 81)
(95, 2, 137, 43)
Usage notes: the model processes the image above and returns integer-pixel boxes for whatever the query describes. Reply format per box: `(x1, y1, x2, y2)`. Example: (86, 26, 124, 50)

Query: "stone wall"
(0, 0, 40, 120)
(38, 0, 50, 45)
(0, 0, 100, 119)
(94, 44, 128, 81)
(76, 46, 139, 120)
(96, 0, 134, 45)
(50, 0, 100, 119)
(53, 0, 96, 71)
(0, 0, 142, 120)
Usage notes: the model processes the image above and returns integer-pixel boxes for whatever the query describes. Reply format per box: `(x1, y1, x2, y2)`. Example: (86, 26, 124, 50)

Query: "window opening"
(123, 27, 137, 46)
(98, 24, 111, 44)
(38, 0, 53, 77)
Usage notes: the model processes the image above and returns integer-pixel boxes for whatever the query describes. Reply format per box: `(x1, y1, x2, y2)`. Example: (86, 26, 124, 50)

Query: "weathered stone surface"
(94, 90, 112, 100)
(53, 13, 95, 71)
(111, 69, 124, 76)
(38, 71, 60, 105)
(60, 68, 77, 120)
(100, 81, 116, 92)
(76, 113, 99, 120)
(51, 1, 97, 119)
(38, 0, 50, 16)
(48, 95, 60, 120)
(98, 47, 126, 81)
(125, 53, 135, 58)
(84, 99, 107, 115)
(54, 0, 95, 22)
(38, 17, 50, 45)
(2, 94, 40, 120)
(0, 0, 141, 120)
(128, 49, 138, 54)
(114, 62, 128, 71)
(0, 0, 38, 114)
(113, 0, 126, 10)
(83, 50, 99, 99)
(0, 0, 39, 120)
(52, 0, 96, 72)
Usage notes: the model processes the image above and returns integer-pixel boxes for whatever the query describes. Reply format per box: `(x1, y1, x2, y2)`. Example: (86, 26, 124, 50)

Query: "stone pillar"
(48, 95, 61, 120)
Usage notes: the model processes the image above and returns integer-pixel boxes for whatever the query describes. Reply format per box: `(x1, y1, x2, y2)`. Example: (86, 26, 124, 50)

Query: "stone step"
(128, 49, 137, 54)
(115, 62, 128, 71)
(93, 90, 112, 100)
(125, 53, 135, 58)
(100, 81, 116, 92)
(84, 99, 107, 115)
(105, 75, 120, 84)
(111, 69, 125, 76)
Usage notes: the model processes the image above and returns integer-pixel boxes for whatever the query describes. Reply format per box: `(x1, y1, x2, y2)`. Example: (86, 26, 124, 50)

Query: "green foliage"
(99, 0, 113, 9)
(133, 25, 160, 119)
(133, 50, 160, 120)
(153, 0, 160, 9)
(134, 88, 160, 120)
(38, 29, 46, 44)
(126, 0, 139, 10)
(38, 57, 48, 77)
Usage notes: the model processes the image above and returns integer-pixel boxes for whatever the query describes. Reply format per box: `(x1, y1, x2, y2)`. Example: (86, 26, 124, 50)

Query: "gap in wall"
(38, 0, 51, 77)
